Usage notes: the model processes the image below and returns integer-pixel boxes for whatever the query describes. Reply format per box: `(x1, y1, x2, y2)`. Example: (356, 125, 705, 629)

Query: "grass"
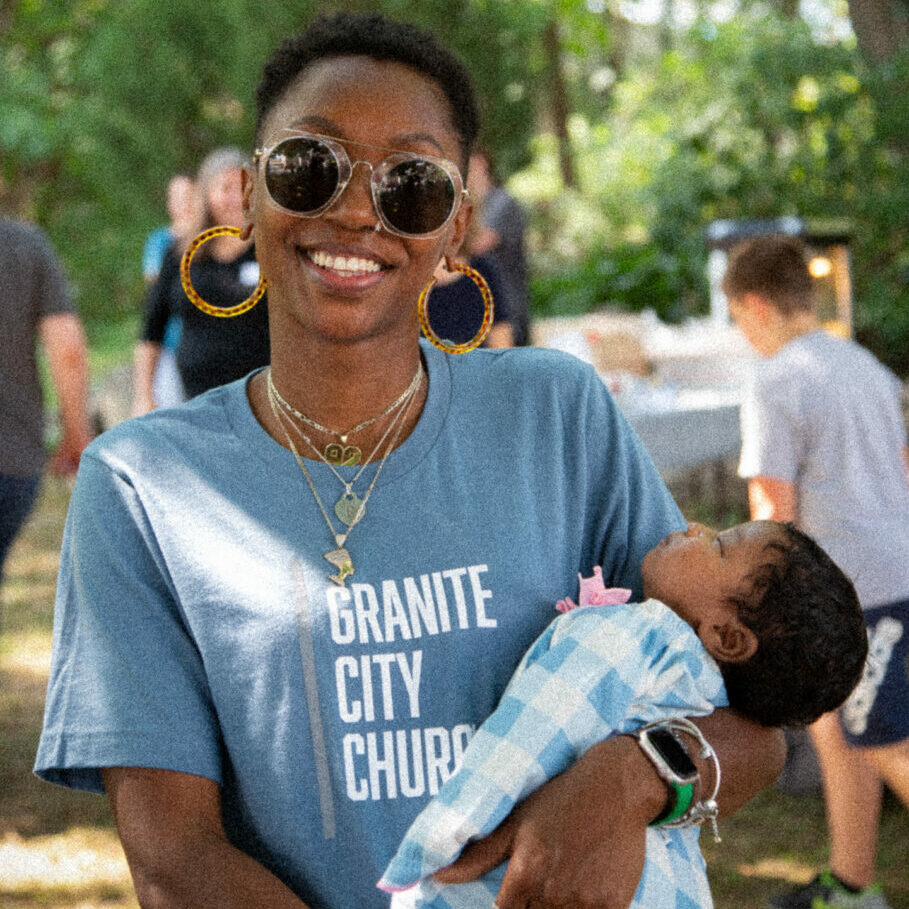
(2, 478, 907, 908)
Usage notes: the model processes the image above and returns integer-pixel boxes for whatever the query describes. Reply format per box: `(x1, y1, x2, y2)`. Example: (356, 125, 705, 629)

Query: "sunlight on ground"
(737, 858, 818, 884)
(0, 631, 53, 678)
(0, 828, 131, 893)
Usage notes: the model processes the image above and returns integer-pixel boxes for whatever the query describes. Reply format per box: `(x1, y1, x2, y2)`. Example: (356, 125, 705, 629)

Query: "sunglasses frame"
(253, 131, 468, 239)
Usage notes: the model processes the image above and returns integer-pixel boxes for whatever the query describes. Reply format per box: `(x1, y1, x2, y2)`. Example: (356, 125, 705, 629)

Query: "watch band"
(632, 718, 723, 842)
(631, 721, 699, 828)
(651, 777, 694, 825)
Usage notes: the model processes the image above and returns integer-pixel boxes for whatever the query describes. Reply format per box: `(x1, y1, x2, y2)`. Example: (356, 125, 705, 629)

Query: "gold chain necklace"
(268, 367, 420, 527)
(268, 364, 423, 465)
(267, 369, 422, 586)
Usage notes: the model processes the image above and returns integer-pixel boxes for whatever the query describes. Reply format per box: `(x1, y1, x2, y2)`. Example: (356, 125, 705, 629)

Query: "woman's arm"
(133, 251, 180, 415)
(103, 767, 310, 909)
(435, 710, 784, 909)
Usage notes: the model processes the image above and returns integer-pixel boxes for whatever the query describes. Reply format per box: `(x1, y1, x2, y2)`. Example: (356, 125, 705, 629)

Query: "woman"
(132, 147, 270, 412)
(36, 13, 783, 909)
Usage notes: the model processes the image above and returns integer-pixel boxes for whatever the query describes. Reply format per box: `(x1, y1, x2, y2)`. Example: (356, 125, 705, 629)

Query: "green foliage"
(531, 240, 692, 322)
(511, 8, 908, 371)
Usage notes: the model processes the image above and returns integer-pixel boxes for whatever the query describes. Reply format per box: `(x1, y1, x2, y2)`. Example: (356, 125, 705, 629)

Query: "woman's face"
(207, 167, 246, 227)
(245, 55, 471, 349)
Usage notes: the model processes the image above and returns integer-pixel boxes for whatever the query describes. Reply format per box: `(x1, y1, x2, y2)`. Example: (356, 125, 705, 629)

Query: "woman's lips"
(306, 249, 384, 275)
(297, 246, 389, 293)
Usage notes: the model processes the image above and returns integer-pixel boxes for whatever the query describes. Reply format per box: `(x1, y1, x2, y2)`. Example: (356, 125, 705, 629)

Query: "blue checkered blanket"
(379, 598, 726, 908)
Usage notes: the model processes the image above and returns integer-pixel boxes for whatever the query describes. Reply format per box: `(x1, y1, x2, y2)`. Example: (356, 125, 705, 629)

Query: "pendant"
(325, 544, 354, 587)
(335, 491, 365, 526)
(325, 442, 362, 466)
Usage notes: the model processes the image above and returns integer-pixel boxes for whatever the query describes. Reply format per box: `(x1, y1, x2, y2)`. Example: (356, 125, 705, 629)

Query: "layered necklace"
(266, 365, 424, 587)
(268, 365, 424, 466)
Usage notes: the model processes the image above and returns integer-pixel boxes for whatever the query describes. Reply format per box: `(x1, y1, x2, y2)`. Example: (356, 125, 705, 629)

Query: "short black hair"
(720, 524, 867, 727)
(254, 12, 479, 167)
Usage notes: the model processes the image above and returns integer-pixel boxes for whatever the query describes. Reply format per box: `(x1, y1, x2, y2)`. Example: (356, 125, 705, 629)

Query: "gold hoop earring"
(417, 262, 494, 354)
(180, 225, 268, 318)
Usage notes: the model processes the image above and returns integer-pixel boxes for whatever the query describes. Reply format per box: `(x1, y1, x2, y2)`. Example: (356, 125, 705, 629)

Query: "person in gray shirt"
(0, 215, 91, 590)
(724, 234, 909, 909)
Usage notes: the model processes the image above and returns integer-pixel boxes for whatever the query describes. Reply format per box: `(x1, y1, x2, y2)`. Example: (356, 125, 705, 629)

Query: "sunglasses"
(253, 131, 467, 239)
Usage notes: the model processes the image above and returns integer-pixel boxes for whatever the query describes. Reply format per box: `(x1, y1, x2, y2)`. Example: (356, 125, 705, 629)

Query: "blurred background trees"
(1, 0, 906, 372)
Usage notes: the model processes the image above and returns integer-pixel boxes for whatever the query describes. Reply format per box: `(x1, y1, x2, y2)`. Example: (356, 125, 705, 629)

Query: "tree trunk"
(848, 0, 909, 64)
(543, 18, 575, 188)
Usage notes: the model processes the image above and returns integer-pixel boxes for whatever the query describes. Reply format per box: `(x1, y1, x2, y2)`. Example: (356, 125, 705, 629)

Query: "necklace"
(267, 365, 422, 524)
(268, 367, 419, 527)
(267, 368, 422, 586)
(268, 364, 423, 465)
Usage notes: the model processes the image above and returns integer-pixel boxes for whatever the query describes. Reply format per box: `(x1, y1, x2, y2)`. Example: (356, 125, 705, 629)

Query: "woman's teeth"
(307, 250, 382, 275)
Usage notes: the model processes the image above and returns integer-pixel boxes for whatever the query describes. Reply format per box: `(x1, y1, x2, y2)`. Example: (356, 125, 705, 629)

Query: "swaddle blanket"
(379, 571, 726, 908)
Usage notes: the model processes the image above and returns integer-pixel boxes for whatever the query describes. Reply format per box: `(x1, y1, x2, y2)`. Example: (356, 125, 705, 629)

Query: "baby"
(379, 520, 867, 908)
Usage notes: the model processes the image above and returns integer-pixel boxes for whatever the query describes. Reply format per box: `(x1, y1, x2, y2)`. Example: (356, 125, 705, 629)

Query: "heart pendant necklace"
(266, 367, 423, 586)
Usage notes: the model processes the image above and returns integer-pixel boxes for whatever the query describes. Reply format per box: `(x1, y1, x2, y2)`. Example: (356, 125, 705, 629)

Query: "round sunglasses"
(253, 132, 467, 239)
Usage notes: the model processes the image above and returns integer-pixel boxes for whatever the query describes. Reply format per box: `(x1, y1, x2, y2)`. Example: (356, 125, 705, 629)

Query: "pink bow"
(555, 566, 632, 614)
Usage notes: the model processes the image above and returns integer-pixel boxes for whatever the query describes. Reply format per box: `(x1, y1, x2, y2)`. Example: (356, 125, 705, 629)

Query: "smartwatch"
(632, 723, 698, 826)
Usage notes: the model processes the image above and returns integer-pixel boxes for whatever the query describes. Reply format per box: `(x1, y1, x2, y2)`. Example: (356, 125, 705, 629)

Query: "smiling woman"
(34, 11, 785, 909)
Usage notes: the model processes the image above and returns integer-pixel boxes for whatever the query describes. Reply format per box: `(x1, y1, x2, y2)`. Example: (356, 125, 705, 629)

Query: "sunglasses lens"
(265, 137, 339, 213)
(377, 160, 456, 236)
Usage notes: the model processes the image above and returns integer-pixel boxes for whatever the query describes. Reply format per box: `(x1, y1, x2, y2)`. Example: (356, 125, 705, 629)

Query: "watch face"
(648, 728, 698, 778)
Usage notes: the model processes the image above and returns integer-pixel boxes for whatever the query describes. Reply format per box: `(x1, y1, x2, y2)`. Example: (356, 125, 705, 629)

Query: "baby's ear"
(702, 620, 758, 664)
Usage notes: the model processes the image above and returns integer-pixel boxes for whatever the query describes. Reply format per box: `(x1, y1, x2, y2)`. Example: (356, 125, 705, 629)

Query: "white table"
(621, 392, 741, 475)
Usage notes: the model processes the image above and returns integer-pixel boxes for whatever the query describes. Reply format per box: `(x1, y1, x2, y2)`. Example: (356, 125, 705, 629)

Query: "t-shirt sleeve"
(32, 230, 74, 320)
(35, 449, 222, 793)
(578, 367, 686, 599)
(142, 227, 172, 282)
(140, 247, 179, 345)
(738, 369, 802, 482)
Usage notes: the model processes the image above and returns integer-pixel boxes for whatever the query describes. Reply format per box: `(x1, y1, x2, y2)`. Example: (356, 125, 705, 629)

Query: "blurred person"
(468, 148, 530, 346)
(132, 148, 269, 412)
(140, 173, 199, 409)
(0, 214, 91, 592)
(142, 173, 198, 284)
(724, 234, 909, 909)
(425, 190, 514, 349)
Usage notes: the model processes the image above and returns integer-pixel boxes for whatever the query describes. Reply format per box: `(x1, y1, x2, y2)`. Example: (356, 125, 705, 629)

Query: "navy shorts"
(839, 598, 909, 748)
(0, 473, 41, 585)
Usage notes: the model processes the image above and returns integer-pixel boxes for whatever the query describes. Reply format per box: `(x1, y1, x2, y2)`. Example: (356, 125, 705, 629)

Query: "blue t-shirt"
(36, 341, 684, 909)
(142, 225, 173, 281)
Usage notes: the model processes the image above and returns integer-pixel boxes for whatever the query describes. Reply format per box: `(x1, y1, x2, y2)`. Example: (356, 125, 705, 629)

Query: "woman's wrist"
(585, 735, 669, 827)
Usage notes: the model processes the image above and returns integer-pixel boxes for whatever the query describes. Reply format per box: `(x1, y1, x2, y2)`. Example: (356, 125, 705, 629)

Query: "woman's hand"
(434, 736, 663, 909)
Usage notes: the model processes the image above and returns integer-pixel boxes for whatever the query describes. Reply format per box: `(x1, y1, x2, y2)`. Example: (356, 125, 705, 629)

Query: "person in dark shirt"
(133, 148, 270, 410)
(424, 190, 514, 348)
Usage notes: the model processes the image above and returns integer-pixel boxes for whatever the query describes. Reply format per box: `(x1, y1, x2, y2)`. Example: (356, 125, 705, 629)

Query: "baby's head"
(642, 521, 867, 727)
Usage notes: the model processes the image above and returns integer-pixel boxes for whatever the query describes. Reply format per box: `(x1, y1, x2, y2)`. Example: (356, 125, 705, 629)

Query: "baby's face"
(642, 521, 786, 633)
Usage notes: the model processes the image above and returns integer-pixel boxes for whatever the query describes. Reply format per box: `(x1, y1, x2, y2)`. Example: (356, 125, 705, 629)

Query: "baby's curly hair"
(254, 12, 480, 168)
(720, 524, 867, 727)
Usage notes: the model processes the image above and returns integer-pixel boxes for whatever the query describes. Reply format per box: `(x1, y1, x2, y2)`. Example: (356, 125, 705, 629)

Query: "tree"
(848, 0, 909, 64)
